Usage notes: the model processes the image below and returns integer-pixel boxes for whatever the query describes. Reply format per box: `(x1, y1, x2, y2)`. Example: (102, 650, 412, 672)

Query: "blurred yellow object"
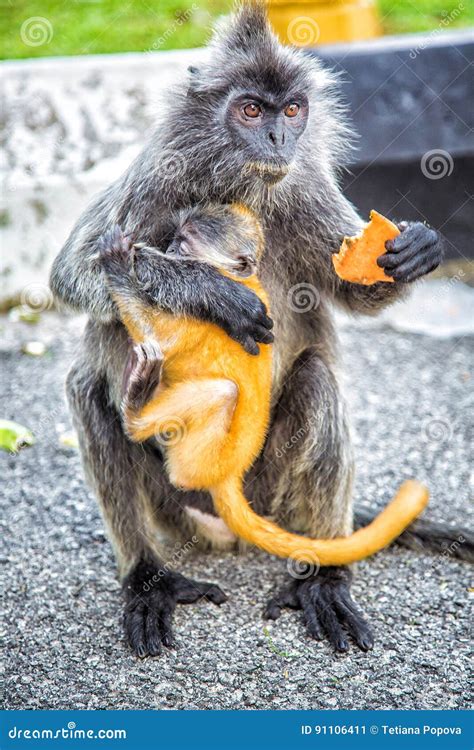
(267, 0, 381, 46)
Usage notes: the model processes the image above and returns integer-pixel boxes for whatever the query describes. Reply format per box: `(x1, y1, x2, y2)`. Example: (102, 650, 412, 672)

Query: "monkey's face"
(166, 206, 261, 278)
(223, 89, 309, 184)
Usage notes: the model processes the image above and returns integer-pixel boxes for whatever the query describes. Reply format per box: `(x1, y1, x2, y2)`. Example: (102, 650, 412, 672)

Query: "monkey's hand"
(377, 221, 444, 283)
(123, 558, 227, 657)
(264, 566, 373, 653)
(98, 224, 274, 356)
(97, 225, 135, 282)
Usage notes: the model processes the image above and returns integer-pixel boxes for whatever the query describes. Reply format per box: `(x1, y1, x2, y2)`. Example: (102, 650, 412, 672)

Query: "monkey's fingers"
(173, 577, 228, 606)
(263, 584, 299, 621)
(121, 340, 164, 414)
(145, 609, 164, 656)
(259, 310, 274, 330)
(254, 324, 274, 344)
(124, 600, 149, 658)
(311, 590, 350, 652)
(334, 596, 374, 652)
(240, 335, 260, 356)
(377, 222, 442, 283)
(297, 575, 374, 653)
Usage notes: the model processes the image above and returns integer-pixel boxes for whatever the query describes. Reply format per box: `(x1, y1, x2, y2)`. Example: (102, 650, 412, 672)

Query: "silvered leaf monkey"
(103, 207, 429, 568)
(50, 3, 469, 657)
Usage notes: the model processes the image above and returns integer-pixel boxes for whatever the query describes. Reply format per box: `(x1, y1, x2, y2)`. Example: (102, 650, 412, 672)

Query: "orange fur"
(116, 211, 428, 567)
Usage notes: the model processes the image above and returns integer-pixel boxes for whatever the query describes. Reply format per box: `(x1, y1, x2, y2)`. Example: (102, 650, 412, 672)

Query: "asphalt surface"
(1, 302, 473, 711)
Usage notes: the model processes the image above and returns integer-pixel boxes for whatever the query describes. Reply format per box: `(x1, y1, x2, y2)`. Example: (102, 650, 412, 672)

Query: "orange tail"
(211, 478, 429, 565)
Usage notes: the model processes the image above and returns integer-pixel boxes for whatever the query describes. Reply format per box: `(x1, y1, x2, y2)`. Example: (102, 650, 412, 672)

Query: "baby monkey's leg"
(125, 377, 238, 489)
(122, 338, 164, 420)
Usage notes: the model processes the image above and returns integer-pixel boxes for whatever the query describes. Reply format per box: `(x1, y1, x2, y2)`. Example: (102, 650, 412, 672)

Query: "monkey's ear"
(186, 62, 225, 96)
(186, 65, 207, 96)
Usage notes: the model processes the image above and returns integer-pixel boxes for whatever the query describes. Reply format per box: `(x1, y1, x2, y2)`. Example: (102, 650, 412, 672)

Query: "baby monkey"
(99, 205, 428, 569)
(100, 202, 273, 492)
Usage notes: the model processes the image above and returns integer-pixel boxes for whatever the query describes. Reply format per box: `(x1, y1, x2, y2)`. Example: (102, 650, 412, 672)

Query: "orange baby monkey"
(99, 205, 429, 567)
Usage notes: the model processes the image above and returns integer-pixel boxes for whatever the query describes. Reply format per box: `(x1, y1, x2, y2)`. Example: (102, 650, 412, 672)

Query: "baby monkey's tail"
(211, 478, 429, 566)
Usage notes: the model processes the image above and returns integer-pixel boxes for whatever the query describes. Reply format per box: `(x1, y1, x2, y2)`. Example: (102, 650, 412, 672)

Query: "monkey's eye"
(284, 103, 300, 118)
(242, 102, 262, 119)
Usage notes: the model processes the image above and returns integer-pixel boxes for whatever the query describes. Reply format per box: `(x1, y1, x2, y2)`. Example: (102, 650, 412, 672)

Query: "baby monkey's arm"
(97, 227, 164, 421)
(98, 222, 272, 356)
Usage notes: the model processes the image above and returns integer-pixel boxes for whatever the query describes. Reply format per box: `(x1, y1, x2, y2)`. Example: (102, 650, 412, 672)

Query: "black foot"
(121, 339, 163, 414)
(123, 557, 227, 657)
(264, 566, 374, 653)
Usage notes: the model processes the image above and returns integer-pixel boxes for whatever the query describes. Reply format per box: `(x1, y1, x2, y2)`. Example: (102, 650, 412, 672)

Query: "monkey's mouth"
(243, 161, 290, 184)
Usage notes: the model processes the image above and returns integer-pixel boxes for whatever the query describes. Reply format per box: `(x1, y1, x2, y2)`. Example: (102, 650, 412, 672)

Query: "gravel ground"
(1, 301, 473, 711)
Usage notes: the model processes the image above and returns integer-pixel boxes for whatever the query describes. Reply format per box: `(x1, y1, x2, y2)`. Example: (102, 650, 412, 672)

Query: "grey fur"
(50, 3, 444, 652)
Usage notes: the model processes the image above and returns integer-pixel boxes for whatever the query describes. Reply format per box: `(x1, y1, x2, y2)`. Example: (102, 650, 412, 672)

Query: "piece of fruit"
(332, 210, 400, 285)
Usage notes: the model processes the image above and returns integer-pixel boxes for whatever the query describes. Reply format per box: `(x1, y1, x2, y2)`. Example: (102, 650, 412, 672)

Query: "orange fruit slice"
(332, 210, 400, 285)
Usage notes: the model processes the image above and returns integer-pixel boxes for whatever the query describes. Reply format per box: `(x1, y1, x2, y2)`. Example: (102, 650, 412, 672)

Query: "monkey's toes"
(202, 583, 228, 605)
(265, 567, 374, 653)
(121, 339, 164, 412)
(124, 598, 174, 658)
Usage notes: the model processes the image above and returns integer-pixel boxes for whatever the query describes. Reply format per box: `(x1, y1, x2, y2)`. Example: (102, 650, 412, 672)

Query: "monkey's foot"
(123, 557, 227, 657)
(264, 566, 374, 653)
(122, 339, 164, 415)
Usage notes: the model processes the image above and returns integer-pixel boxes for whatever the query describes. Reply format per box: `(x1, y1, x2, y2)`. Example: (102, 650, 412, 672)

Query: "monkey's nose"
(268, 130, 285, 148)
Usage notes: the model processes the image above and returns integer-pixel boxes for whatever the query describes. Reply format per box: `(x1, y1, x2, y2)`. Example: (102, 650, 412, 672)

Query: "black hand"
(204, 270, 274, 355)
(123, 558, 227, 657)
(265, 566, 373, 653)
(98, 225, 274, 355)
(377, 221, 444, 283)
(135, 245, 274, 356)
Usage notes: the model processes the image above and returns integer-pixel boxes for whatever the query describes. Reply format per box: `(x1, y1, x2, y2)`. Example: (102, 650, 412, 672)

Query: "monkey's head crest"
(188, 1, 315, 99)
(159, 1, 351, 206)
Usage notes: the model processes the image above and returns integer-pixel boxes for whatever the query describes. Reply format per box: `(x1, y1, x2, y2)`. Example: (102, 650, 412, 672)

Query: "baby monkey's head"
(166, 204, 264, 278)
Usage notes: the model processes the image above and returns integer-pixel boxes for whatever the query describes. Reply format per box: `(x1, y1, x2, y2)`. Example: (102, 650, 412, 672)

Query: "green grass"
(1, 0, 473, 60)
(379, 0, 473, 34)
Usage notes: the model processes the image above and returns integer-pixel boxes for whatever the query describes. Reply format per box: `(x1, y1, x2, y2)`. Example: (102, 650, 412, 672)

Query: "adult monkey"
(51, 3, 453, 656)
